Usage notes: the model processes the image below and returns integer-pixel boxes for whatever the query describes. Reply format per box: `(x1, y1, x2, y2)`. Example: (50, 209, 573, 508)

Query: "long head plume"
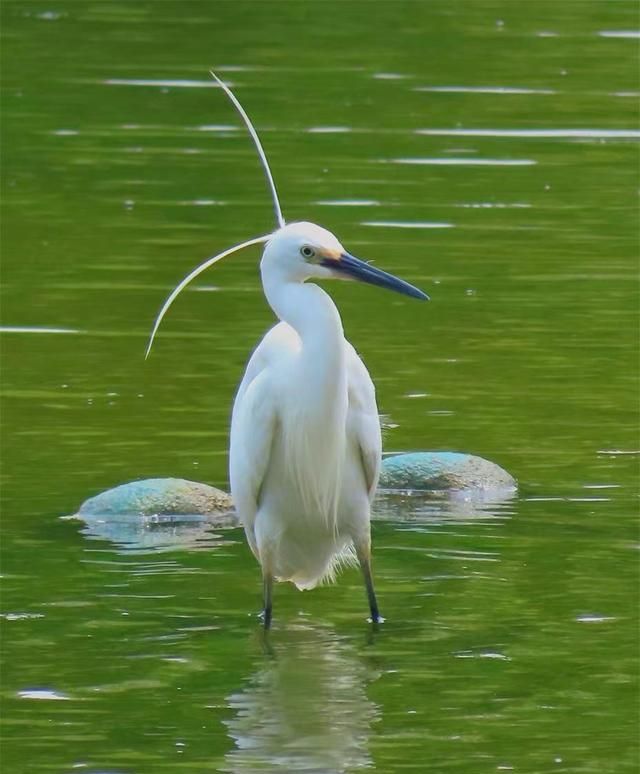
(145, 234, 270, 359)
(209, 71, 285, 230)
(145, 72, 286, 358)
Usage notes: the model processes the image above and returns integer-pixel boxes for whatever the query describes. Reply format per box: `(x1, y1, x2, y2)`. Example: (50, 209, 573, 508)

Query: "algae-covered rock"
(77, 477, 233, 518)
(379, 452, 516, 492)
(73, 453, 515, 524)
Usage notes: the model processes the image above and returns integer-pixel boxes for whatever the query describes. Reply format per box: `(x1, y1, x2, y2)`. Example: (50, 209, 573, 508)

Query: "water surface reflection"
(223, 622, 379, 774)
(77, 512, 237, 553)
(73, 489, 516, 553)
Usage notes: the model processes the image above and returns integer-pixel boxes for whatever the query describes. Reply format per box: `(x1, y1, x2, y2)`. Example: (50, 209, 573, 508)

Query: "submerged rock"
(379, 452, 516, 492)
(76, 477, 233, 519)
(73, 452, 515, 523)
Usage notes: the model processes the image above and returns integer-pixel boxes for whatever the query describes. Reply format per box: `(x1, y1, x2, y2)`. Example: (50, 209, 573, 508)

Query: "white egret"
(146, 73, 428, 627)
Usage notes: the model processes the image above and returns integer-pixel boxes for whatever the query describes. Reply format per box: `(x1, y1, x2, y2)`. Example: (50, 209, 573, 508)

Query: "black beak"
(323, 252, 429, 301)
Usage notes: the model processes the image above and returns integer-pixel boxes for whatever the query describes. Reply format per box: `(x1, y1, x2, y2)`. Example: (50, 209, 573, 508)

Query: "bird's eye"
(300, 246, 315, 259)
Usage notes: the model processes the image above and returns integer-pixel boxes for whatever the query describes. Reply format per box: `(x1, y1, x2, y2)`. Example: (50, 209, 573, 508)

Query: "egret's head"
(262, 221, 428, 300)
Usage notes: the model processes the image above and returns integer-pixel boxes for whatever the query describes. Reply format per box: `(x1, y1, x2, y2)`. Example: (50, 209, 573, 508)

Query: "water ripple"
(456, 202, 531, 209)
(388, 157, 537, 166)
(372, 72, 411, 80)
(18, 689, 71, 701)
(306, 126, 352, 134)
(103, 78, 220, 88)
(361, 220, 454, 229)
(315, 199, 381, 207)
(415, 86, 556, 95)
(0, 326, 82, 335)
(416, 128, 640, 139)
(597, 30, 640, 39)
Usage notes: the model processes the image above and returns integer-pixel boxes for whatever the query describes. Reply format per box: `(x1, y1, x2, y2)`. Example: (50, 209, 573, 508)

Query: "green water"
(1, 1, 638, 772)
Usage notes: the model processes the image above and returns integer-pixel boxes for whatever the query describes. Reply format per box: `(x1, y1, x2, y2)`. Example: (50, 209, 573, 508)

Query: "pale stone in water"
(379, 452, 516, 492)
(73, 453, 515, 520)
(76, 477, 232, 518)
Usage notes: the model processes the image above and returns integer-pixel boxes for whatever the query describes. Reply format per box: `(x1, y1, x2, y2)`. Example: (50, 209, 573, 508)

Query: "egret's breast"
(266, 356, 349, 529)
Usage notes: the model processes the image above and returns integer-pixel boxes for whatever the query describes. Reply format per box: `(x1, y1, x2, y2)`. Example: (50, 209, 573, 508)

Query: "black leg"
(261, 574, 273, 629)
(355, 542, 384, 624)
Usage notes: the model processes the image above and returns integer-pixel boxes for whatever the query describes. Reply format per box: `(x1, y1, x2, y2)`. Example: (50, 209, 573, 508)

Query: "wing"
(229, 369, 276, 558)
(345, 341, 382, 502)
(231, 321, 299, 417)
(229, 322, 299, 556)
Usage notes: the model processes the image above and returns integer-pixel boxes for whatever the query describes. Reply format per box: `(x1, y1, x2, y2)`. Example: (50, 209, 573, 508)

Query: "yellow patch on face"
(318, 247, 342, 262)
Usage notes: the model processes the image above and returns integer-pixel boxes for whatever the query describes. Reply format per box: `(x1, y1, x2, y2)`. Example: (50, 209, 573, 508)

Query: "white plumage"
(230, 223, 381, 595)
(145, 75, 428, 627)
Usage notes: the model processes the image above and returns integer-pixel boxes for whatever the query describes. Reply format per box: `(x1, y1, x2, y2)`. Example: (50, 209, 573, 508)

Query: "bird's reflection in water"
(222, 621, 379, 773)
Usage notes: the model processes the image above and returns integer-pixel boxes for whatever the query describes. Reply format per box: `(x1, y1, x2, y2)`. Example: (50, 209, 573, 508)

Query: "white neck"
(261, 268, 345, 379)
(260, 268, 348, 525)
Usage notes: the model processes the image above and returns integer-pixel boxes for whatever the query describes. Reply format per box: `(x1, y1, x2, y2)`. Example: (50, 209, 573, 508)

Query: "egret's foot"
(260, 575, 273, 630)
(263, 611, 272, 629)
(258, 607, 272, 629)
(365, 614, 385, 645)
